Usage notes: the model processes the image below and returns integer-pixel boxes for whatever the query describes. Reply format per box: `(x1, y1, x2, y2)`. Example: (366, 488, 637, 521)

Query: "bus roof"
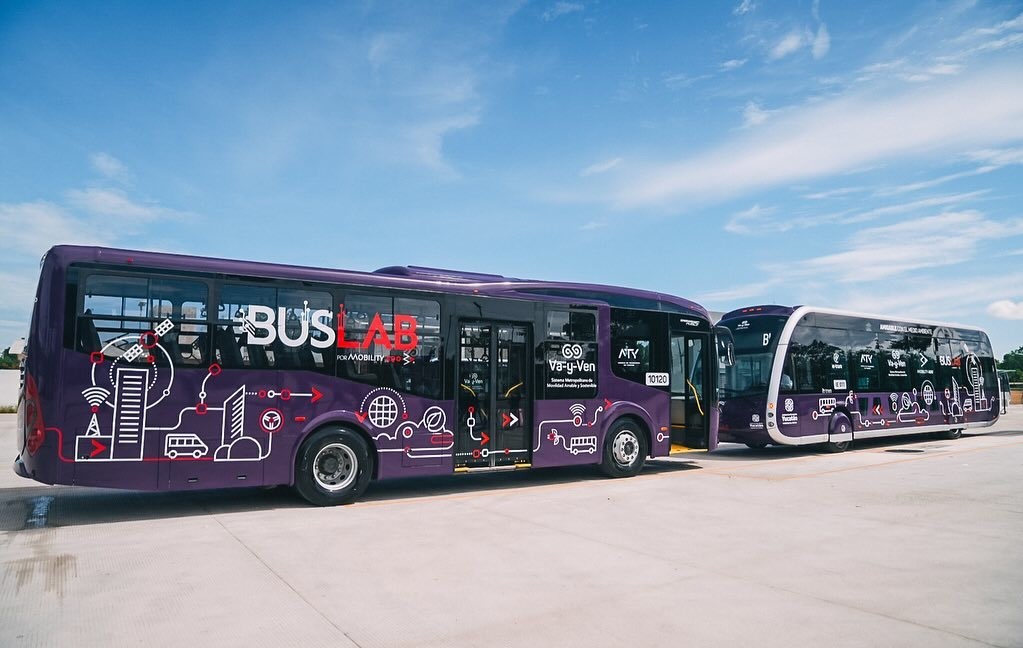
(719, 304, 986, 333)
(45, 245, 710, 319)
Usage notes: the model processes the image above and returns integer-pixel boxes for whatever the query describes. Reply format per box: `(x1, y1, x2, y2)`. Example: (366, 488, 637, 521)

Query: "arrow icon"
(89, 438, 108, 458)
(355, 412, 368, 423)
(872, 403, 883, 416)
(481, 431, 490, 446)
(310, 387, 323, 403)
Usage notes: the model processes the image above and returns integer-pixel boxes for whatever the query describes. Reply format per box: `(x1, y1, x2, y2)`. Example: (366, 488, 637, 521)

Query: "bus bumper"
(12, 454, 30, 479)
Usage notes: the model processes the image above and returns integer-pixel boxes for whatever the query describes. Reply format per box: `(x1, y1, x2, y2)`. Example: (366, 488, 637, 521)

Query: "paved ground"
(2, 409, 1022, 647)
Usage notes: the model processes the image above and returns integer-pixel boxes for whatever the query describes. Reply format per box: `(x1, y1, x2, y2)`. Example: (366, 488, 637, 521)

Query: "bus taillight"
(24, 373, 45, 455)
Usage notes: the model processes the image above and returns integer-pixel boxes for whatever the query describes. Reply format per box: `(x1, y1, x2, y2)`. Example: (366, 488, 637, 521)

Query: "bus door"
(456, 321, 532, 469)
(670, 328, 711, 449)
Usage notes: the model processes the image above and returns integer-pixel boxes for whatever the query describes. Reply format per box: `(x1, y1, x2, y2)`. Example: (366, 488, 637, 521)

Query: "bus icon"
(164, 434, 209, 459)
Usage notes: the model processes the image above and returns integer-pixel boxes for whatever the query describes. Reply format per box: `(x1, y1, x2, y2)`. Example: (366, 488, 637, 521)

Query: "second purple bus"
(717, 305, 1000, 452)
(15, 246, 731, 505)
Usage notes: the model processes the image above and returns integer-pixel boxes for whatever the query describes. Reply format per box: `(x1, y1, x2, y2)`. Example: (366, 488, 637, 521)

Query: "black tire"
(294, 427, 374, 506)
(822, 414, 852, 453)
(745, 441, 769, 449)
(599, 418, 648, 478)
(937, 427, 963, 440)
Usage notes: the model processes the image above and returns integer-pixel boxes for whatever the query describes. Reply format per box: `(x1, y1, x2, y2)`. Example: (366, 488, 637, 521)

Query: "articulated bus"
(717, 305, 1000, 452)
(16, 246, 731, 505)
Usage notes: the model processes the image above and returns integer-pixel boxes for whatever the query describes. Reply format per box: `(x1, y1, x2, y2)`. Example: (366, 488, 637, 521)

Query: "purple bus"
(717, 306, 1000, 452)
(15, 246, 729, 505)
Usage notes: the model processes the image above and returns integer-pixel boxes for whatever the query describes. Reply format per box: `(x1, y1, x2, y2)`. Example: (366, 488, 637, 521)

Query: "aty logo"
(618, 346, 638, 360)
(784, 398, 794, 413)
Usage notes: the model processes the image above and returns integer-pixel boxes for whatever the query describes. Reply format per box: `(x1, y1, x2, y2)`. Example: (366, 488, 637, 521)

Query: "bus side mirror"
(715, 326, 735, 367)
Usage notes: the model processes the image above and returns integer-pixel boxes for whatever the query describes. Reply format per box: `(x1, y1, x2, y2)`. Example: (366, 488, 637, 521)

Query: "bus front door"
(670, 331, 711, 450)
(456, 321, 532, 469)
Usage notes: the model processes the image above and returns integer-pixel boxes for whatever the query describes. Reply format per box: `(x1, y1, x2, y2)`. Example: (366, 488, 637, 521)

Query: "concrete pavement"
(2, 409, 1022, 647)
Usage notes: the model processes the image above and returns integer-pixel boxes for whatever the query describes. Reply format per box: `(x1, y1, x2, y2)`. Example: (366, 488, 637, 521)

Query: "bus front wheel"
(822, 414, 852, 453)
(599, 419, 648, 478)
(938, 427, 963, 440)
(295, 428, 374, 506)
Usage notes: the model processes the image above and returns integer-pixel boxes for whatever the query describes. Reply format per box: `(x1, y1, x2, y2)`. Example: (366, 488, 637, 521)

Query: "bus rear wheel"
(938, 427, 963, 440)
(745, 441, 768, 449)
(599, 419, 648, 478)
(294, 428, 373, 506)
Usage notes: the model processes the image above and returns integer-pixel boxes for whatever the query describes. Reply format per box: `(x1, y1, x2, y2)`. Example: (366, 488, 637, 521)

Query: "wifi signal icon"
(569, 403, 586, 417)
(81, 387, 111, 407)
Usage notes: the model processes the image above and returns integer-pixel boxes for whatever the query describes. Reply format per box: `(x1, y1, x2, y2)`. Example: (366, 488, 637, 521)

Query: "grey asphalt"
(2, 410, 1022, 647)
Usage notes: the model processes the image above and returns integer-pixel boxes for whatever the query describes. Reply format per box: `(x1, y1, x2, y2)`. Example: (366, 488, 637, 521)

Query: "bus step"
(670, 444, 709, 455)
(455, 464, 532, 474)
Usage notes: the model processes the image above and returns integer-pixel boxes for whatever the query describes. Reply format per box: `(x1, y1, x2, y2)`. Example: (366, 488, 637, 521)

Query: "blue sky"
(2, 0, 1022, 356)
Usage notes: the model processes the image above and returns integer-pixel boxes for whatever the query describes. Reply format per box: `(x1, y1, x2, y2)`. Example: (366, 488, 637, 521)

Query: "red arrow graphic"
(502, 412, 511, 428)
(355, 412, 368, 423)
(89, 438, 108, 458)
(872, 403, 882, 416)
(310, 387, 323, 403)
(481, 432, 490, 446)
(604, 398, 613, 410)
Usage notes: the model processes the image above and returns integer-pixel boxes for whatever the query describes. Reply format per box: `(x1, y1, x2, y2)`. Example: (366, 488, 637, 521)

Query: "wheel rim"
(612, 429, 640, 466)
(313, 443, 358, 492)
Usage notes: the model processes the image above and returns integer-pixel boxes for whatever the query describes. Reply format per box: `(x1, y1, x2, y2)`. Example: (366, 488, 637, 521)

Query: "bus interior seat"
(160, 327, 183, 364)
(215, 326, 243, 367)
(242, 334, 271, 368)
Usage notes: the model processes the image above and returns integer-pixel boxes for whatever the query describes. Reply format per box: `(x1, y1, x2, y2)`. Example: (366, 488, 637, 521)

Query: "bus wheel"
(822, 414, 852, 453)
(938, 427, 963, 440)
(294, 428, 373, 506)
(745, 441, 768, 449)
(600, 419, 648, 478)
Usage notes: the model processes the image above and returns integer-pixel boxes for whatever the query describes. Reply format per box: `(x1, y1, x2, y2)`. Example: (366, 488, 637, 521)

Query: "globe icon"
(367, 395, 399, 428)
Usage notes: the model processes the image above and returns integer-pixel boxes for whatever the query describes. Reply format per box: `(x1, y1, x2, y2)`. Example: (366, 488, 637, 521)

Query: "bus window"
(610, 308, 668, 387)
(80, 273, 209, 366)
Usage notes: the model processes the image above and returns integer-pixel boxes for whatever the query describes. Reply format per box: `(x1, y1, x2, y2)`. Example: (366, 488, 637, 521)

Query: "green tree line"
(1000, 346, 1023, 382)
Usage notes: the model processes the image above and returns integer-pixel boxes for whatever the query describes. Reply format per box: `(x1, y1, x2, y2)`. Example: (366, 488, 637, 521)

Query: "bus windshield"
(720, 316, 787, 397)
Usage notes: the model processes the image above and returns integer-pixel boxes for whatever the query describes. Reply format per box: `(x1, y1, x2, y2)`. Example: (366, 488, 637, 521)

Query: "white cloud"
(812, 24, 830, 59)
(720, 58, 748, 71)
(769, 31, 807, 60)
(580, 157, 623, 177)
(803, 186, 869, 200)
(698, 280, 779, 303)
(0, 201, 109, 259)
(405, 113, 481, 177)
(580, 219, 607, 231)
(837, 272, 1023, 323)
(611, 66, 1023, 208)
(90, 152, 129, 182)
(987, 300, 1023, 319)
(542, 2, 583, 21)
(967, 146, 1023, 166)
(875, 168, 995, 196)
(724, 204, 777, 235)
(772, 211, 1023, 283)
(733, 0, 756, 16)
(66, 188, 188, 221)
(957, 12, 1023, 40)
(742, 101, 770, 127)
